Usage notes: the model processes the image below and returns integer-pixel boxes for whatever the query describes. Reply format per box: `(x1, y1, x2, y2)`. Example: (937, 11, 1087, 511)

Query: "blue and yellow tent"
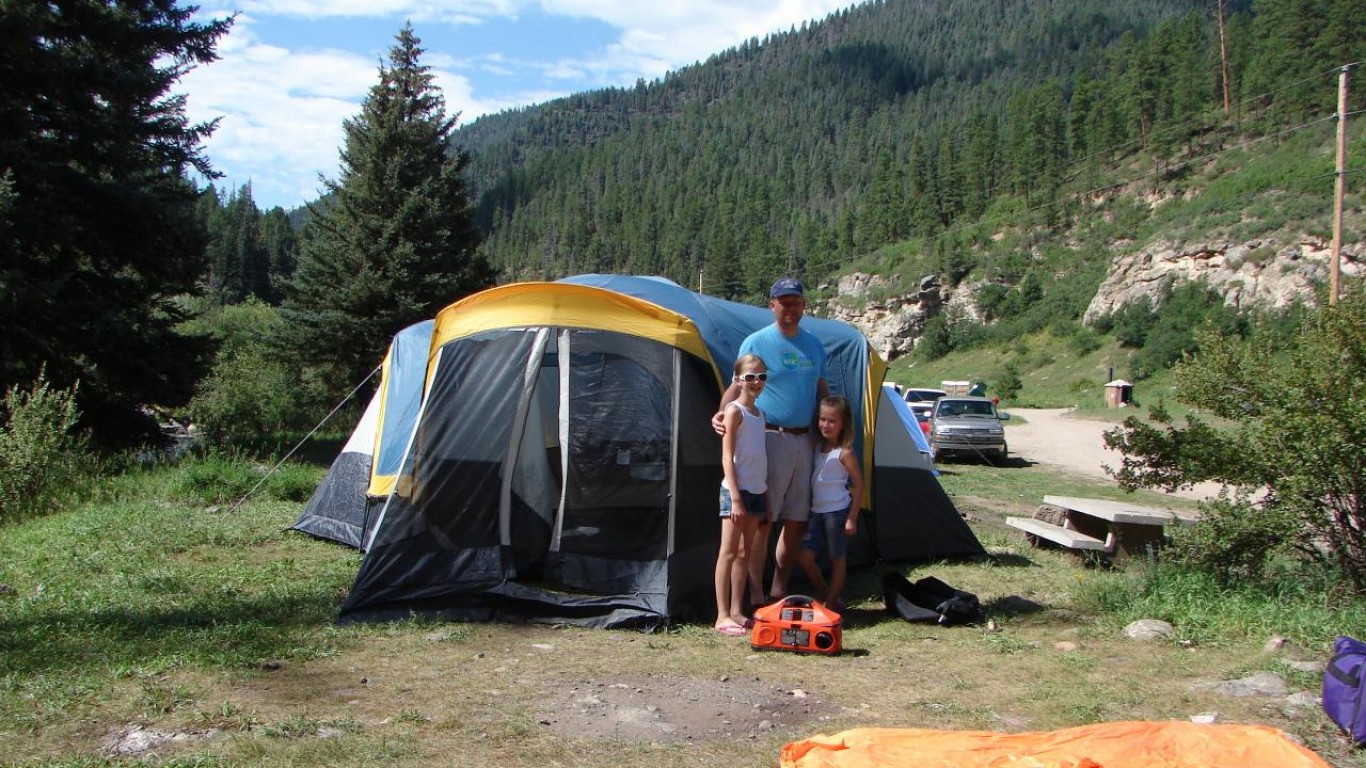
(331, 276, 981, 629)
(292, 319, 433, 548)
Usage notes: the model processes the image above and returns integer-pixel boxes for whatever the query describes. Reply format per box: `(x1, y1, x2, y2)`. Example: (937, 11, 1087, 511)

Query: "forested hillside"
(184, 0, 1363, 387)
(453, 0, 1360, 305)
(192, 0, 1363, 315)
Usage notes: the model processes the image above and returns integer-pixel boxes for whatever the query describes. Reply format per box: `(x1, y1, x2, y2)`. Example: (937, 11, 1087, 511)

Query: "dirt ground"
(532, 671, 831, 744)
(101, 409, 1312, 766)
(1003, 407, 1225, 501)
(415, 409, 1228, 747)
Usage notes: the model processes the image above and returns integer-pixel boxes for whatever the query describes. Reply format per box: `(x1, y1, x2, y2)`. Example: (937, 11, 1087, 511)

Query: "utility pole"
(697, 267, 705, 294)
(1330, 64, 1352, 306)
(1217, 0, 1231, 116)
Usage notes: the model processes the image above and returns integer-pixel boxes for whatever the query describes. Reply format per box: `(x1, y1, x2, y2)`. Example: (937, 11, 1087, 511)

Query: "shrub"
(1068, 327, 1104, 354)
(189, 349, 305, 443)
(1107, 296, 1155, 348)
(264, 462, 324, 503)
(1106, 283, 1366, 592)
(174, 448, 285, 505)
(917, 314, 953, 360)
(186, 300, 310, 444)
(0, 371, 95, 523)
(996, 362, 1023, 402)
(1164, 497, 1297, 586)
(1131, 282, 1246, 379)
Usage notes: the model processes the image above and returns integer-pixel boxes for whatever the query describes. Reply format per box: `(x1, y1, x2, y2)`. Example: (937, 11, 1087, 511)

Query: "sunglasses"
(735, 372, 768, 383)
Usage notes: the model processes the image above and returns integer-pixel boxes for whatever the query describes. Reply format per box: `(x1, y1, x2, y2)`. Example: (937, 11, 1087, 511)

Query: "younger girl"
(715, 354, 768, 636)
(797, 395, 865, 611)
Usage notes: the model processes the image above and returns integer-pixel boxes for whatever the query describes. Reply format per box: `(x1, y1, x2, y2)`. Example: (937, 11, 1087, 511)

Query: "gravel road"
(1003, 407, 1222, 501)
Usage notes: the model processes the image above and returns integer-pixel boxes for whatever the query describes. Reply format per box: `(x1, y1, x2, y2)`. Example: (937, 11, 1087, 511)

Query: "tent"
(291, 319, 434, 548)
(849, 383, 979, 566)
(331, 275, 983, 629)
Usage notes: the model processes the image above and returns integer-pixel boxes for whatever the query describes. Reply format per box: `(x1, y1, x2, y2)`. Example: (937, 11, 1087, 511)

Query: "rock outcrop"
(822, 273, 945, 360)
(1082, 235, 1361, 326)
(820, 234, 1361, 362)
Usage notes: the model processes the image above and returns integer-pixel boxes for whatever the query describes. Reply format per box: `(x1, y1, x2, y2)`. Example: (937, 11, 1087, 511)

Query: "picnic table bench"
(1006, 495, 1201, 563)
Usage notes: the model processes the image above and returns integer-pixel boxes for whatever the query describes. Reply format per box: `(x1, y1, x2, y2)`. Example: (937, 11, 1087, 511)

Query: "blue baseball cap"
(769, 277, 804, 298)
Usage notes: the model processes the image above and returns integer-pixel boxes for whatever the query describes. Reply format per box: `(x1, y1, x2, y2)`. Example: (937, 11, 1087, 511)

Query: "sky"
(181, 1, 855, 210)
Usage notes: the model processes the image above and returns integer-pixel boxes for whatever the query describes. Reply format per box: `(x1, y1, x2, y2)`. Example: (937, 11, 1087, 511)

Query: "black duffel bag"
(881, 572, 983, 627)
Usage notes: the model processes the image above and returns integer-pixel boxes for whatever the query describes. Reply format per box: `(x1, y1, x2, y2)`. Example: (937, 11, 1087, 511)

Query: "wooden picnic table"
(1005, 495, 1201, 563)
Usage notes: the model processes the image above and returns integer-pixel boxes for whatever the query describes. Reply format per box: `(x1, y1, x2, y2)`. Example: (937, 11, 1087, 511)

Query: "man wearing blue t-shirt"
(713, 277, 829, 604)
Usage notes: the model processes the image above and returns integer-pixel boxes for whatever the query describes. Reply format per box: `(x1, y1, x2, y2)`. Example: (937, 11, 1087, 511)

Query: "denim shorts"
(801, 506, 850, 560)
(719, 487, 767, 518)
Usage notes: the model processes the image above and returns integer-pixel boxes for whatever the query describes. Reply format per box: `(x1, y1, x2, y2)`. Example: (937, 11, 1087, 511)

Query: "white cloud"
(202, 0, 524, 23)
(183, 1, 854, 208)
(183, 19, 375, 206)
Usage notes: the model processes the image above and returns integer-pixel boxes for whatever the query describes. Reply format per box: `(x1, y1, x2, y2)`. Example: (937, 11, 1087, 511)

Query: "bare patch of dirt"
(533, 672, 830, 743)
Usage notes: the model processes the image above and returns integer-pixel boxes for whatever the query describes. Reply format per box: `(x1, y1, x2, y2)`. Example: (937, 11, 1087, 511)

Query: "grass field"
(2, 454, 1364, 768)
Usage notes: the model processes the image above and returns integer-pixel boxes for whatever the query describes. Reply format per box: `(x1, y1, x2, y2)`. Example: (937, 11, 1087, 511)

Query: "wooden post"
(1330, 65, 1352, 306)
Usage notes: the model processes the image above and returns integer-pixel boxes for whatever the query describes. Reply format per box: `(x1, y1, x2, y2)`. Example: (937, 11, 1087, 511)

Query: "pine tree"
(960, 111, 998, 219)
(1317, 0, 1366, 71)
(204, 184, 268, 304)
(281, 24, 493, 395)
(1242, 0, 1326, 118)
(260, 207, 298, 302)
(0, 0, 229, 445)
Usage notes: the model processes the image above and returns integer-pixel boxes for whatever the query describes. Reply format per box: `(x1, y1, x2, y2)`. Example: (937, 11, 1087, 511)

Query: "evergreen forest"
(196, 0, 1363, 310)
(455, 0, 1363, 301)
(4, 0, 1365, 445)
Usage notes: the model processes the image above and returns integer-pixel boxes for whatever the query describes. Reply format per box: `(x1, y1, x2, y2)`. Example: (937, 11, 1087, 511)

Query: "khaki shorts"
(764, 430, 813, 524)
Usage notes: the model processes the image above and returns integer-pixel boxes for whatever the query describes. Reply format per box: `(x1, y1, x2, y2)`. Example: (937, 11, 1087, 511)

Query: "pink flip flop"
(715, 624, 747, 637)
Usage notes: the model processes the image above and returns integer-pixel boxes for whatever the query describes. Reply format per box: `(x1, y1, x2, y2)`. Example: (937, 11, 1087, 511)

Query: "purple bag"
(1324, 635, 1366, 744)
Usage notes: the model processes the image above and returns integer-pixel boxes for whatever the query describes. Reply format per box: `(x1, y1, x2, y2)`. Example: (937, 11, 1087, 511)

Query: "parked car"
(903, 387, 946, 404)
(927, 396, 1009, 462)
(902, 387, 946, 419)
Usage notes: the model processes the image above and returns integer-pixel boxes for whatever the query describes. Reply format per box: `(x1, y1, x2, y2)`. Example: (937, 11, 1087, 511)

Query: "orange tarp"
(780, 721, 1330, 768)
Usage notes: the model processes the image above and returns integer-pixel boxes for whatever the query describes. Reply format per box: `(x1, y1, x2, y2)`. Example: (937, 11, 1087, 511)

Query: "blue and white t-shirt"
(739, 324, 826, 428)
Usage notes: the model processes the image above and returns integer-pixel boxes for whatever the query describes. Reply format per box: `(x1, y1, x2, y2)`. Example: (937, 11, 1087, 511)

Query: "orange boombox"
(749, 595, 842, 655)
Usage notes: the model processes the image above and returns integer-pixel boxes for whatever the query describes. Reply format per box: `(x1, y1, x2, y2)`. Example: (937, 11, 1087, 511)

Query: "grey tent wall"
(855, 391, 986, 564)
(340, 328, 723, 629)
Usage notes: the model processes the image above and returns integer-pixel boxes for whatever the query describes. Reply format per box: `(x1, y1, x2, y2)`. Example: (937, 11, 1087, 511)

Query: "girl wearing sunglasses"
(714, 354, 769, 636)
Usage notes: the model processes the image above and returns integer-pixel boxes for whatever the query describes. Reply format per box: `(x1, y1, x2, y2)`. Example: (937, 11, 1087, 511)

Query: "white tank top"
(721, 401, 767, 494)
(811, 445, 851, 514)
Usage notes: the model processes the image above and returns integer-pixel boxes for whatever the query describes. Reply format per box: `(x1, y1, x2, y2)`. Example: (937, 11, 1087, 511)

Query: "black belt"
(766, 424, 809, 435)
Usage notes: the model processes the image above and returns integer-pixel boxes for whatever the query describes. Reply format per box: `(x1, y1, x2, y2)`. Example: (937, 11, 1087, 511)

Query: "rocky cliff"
(821, 272, 945, 361)
(1081, 234, 1361, 325)
(824, 233, 1362, 362)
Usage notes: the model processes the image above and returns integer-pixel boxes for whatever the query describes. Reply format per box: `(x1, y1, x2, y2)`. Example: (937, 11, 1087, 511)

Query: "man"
(713, 277, 829, 604)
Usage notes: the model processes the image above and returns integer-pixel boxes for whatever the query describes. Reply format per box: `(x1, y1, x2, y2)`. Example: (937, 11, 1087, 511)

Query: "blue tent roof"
(557, 274, 881, 441)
